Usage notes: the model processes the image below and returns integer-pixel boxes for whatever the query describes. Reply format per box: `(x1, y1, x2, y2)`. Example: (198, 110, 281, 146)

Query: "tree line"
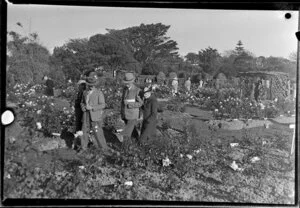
(6, 22, 297, 87)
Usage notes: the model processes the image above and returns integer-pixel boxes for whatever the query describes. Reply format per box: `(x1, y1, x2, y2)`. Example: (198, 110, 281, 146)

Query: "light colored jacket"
(80, 88, 105, 122)
(121, 84, 143, 120)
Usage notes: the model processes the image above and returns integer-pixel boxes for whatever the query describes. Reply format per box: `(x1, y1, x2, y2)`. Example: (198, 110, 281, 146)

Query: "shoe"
(115, 133, 124, 143)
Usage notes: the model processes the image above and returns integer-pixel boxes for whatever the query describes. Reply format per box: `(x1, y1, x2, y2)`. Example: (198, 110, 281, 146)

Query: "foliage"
(185, 52, 199, 65)
(7, 30, 51, 84)
(168, 72, 177, 79)
(198, 47, 222, 75)
(107, 23, 179, 65)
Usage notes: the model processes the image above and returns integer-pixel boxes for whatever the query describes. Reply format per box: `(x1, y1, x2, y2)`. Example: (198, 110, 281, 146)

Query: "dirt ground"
(3, 108, 296, 204)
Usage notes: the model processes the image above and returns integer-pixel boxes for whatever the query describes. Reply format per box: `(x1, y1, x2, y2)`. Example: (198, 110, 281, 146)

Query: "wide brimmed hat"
(77, 80, 86, 85)
(123, 72, 135, 83)
(85, 76, 99, 86)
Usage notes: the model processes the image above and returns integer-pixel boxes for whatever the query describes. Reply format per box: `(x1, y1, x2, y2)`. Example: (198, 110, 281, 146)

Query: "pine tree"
(235, 40, 245, 55)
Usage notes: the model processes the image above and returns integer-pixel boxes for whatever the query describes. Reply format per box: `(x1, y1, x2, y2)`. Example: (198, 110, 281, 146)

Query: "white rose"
(36, 122, 42, 129)
(162, 157, 171, 167)
(186, 154, 193, 160)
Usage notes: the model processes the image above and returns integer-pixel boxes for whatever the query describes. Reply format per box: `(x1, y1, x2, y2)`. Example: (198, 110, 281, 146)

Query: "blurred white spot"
(162, 157, 171, 166)
(186, 154, 193, 160)
(36, 122, 42, 129)
(250, 157, 260, 163)
(124, 181, 133, 186)
(230, 143, 239, 147)
(1, 110, 14, 125)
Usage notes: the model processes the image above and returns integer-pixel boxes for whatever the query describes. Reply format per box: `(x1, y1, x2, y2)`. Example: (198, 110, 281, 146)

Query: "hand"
(81, 106, 86, 112)
(127, 103, 135, 109)
(86, 105, 92, 110)
(124, 100, 129, 105)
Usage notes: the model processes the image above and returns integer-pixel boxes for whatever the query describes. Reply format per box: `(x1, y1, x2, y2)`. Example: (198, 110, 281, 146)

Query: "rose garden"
(3, 71, 296, 203)
(4, 22, 297, 204)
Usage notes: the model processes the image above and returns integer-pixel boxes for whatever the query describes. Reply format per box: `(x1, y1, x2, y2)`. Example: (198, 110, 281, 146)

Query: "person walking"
(184, 77, 191, 93)
(139, 86, 157, 146)
(43, 75, 54, 97)
(115, 72, 143, 149)
(80, 73, 113, 155)
(171, 77, 179, 96)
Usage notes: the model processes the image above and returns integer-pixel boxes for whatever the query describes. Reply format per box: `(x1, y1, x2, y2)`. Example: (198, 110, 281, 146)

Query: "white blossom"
(124, 181, 133, 186)
(36, 122, 42, 129)
(250, 157, 260, 163)
(162, 157, 171, 167)
(186, 154, 193, 160)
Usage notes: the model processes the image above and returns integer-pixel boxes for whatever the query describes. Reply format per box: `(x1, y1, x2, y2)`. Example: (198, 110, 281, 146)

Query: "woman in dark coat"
(74, 80, 86, 132)
(43, 75, 54, 96)
(139, 86, 157, 145)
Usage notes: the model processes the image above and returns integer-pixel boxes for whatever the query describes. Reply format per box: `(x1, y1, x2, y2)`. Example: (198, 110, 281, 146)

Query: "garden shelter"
(237, 71, 292, 100)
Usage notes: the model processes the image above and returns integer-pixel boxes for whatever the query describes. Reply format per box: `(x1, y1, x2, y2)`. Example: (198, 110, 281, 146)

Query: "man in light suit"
(80, 73, 112, 155)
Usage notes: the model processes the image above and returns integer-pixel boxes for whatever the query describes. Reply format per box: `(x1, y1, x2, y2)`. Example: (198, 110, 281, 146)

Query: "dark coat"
(141, 94, 157, 124)
(75, 89, 85, 109)
(140, 94, 158, 142)
(45, 79, 54, 96)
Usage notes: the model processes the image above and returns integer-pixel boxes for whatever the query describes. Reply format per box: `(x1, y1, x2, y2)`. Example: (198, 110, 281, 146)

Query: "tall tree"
(51, 38, 95, 81)
(88, 34, 141, 73)
(7, 30, 51, 84)
(106, 23, 179, 67)
(185, 52, 199, 65)
(198, 47, 221, 75)
(235, 40, 245, 55)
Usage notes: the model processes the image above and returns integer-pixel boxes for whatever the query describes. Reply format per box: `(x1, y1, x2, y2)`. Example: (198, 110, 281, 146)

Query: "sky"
(7, 4, 299, 59)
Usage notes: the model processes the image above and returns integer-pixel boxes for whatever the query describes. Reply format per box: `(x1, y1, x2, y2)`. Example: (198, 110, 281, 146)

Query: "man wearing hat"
(115, 72, 143, 147)
(80, 72, 112, 154)
(139, 86, 157, 145)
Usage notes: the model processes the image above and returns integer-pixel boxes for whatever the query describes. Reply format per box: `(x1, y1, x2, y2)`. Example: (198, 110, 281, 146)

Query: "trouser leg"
(81, 114, 89, 150)
(91, 121, 108, 150)
(120, 119, 138, 150)
(75, 108, 83, 132)
(140, 121, 156, 145)
(121, 119, 137, 140)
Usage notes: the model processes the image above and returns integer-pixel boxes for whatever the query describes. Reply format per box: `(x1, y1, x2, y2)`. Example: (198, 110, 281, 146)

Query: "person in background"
(145, 77, 153, 88)
(254, 78, 262, 102)
(198, 79, 204, 90)
(43, 75, 54, 97)
(74, 79, 86, 132)
(184, 77, 191, 93)
(139, 86, 157, 146)
(80, 72, 113, 155)
(171, 77, 179, 96)
(115, 72, 143, 149)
